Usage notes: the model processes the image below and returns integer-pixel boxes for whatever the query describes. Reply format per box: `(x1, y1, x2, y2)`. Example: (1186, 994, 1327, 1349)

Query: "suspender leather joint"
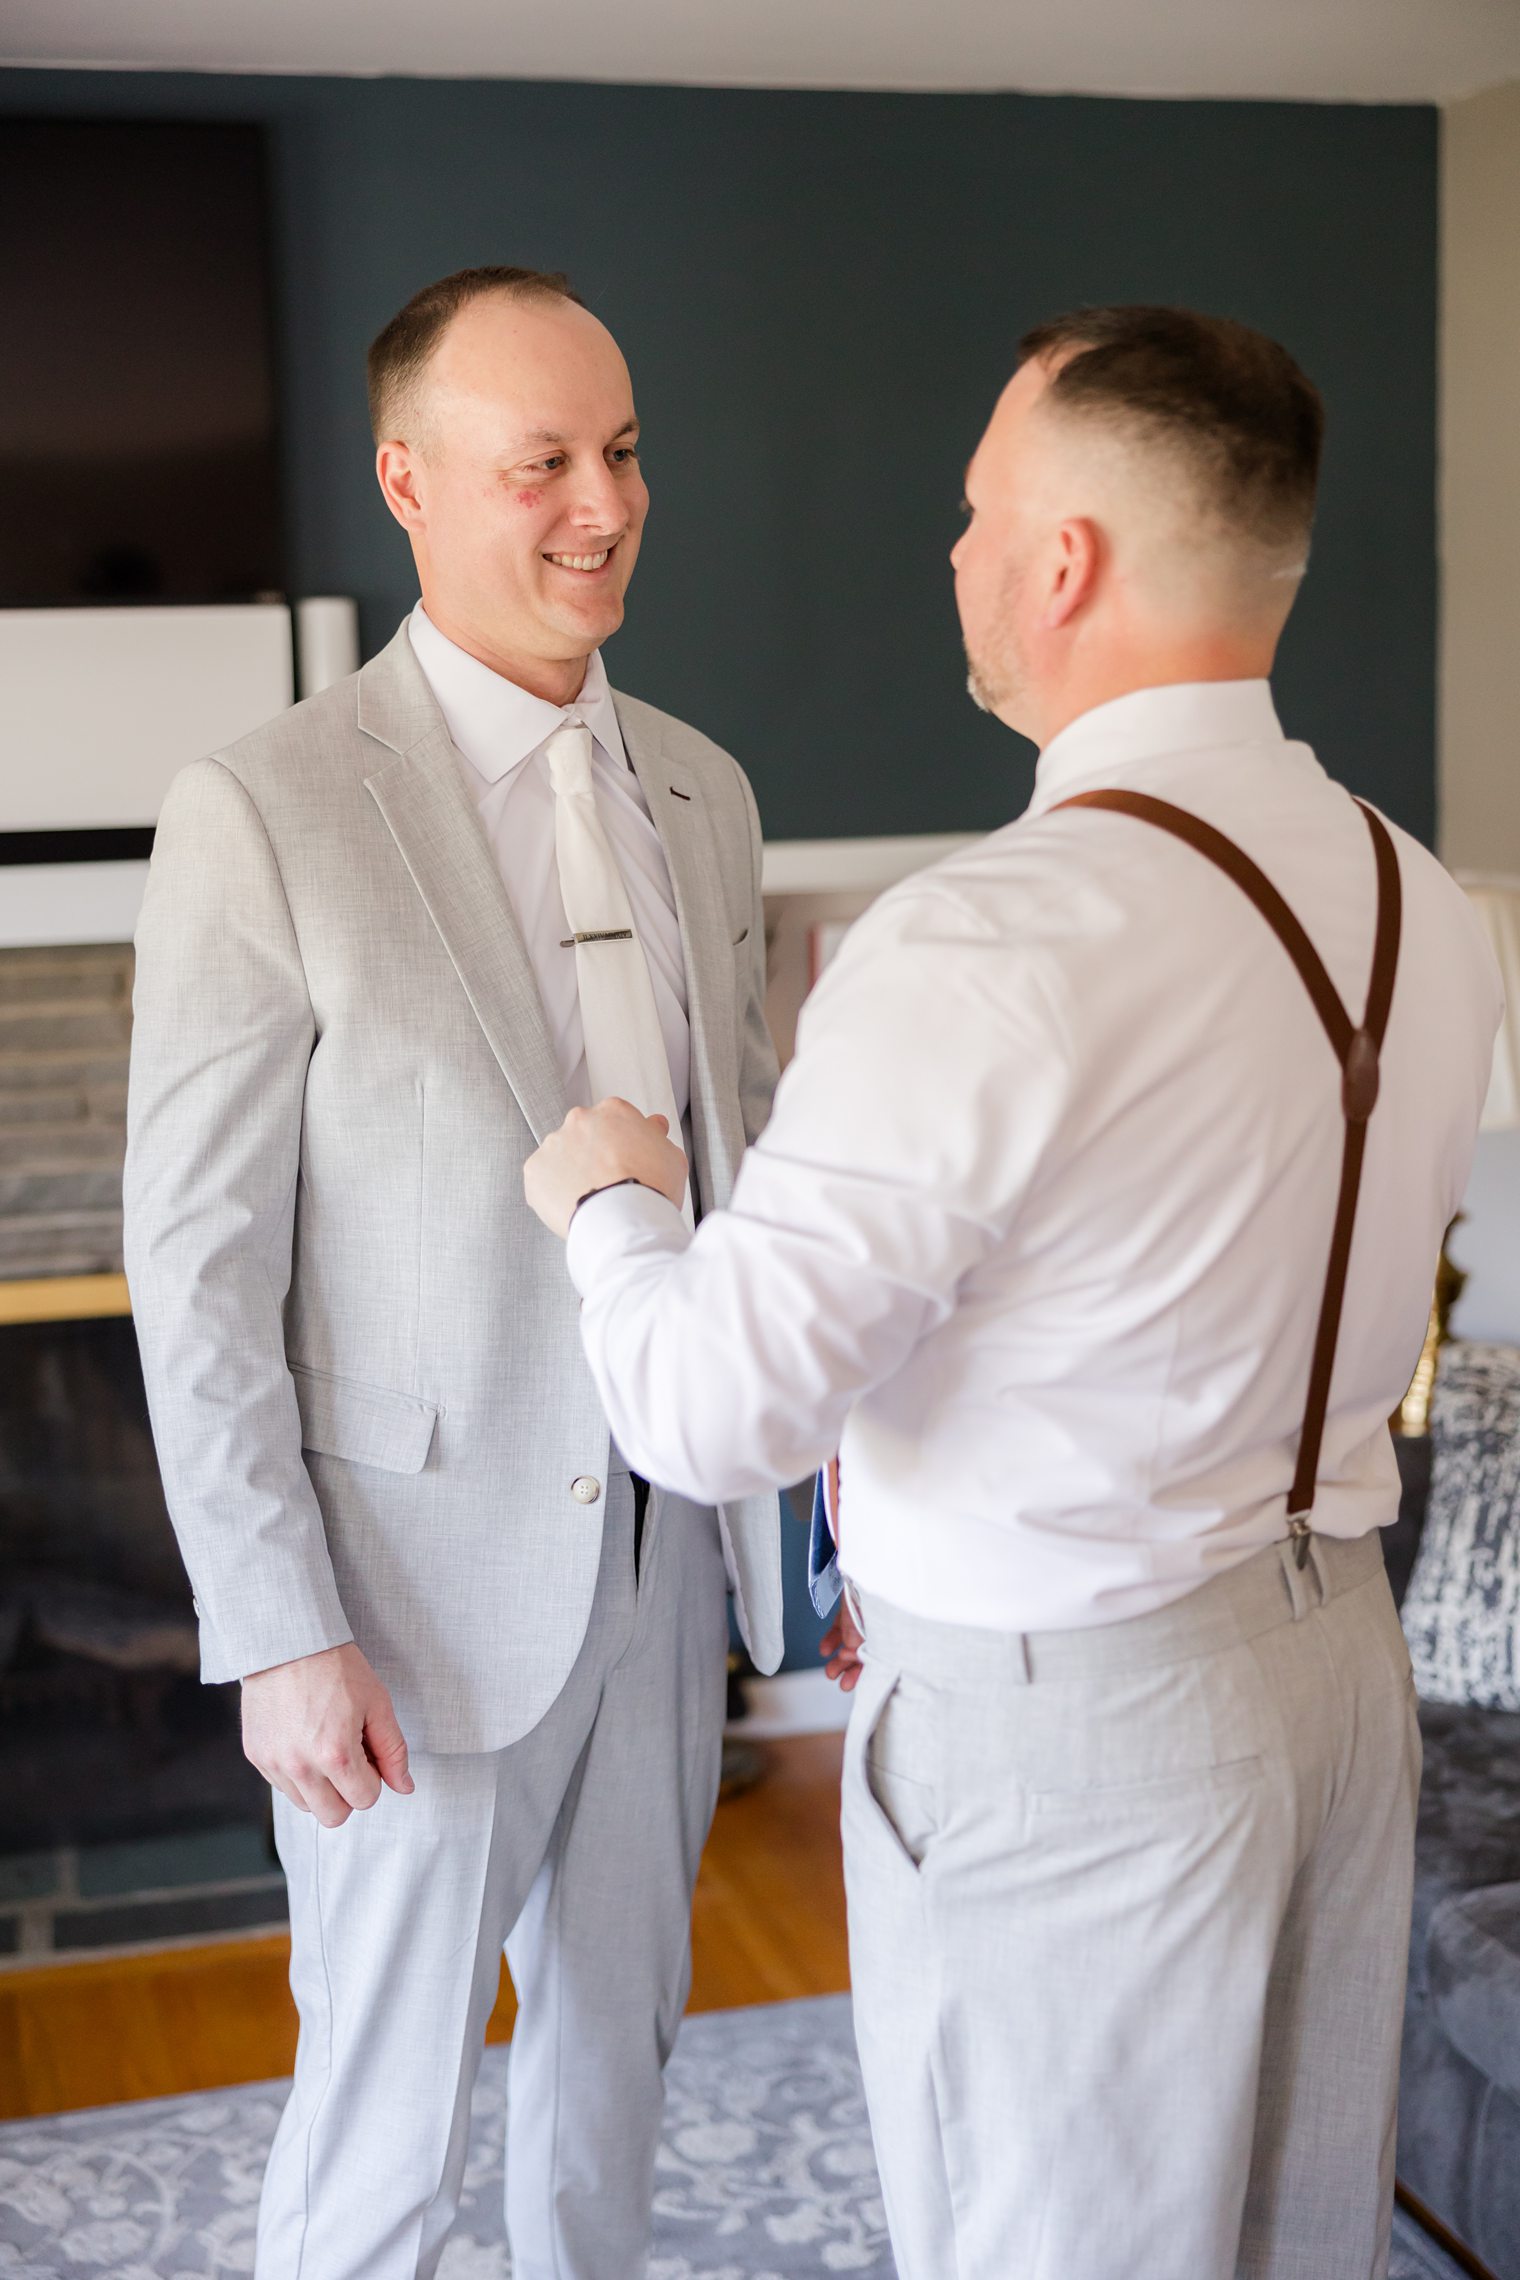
(1342, 1029, 1380, 1124)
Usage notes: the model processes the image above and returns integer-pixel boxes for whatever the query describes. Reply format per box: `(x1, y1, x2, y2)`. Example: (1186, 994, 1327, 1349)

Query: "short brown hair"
(1019, 306, 1324, 561)
(366, 265, 584, 442)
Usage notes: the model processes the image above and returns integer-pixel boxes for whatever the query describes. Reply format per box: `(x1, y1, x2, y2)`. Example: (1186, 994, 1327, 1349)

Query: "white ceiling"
(3, 0, 1519, 105)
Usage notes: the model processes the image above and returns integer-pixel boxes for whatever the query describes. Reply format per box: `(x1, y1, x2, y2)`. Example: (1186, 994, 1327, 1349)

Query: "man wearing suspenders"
(522, 308, 1502, 2278)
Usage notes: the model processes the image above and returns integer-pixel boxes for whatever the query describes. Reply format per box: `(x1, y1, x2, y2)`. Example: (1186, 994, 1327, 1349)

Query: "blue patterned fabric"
(1428, 1880, 1520, 2101)
(1402, 1340, 1520, 1708)
(1407, 1698, 1520, 1999)
(1366, 1360, 1520, 2274)
(1399, 1696, 1520, 2278)
(807, 1471, 843, 1619)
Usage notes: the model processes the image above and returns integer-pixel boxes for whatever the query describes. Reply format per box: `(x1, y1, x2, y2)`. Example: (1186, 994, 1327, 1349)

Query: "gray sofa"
(1389, 1432, 1520, 2279)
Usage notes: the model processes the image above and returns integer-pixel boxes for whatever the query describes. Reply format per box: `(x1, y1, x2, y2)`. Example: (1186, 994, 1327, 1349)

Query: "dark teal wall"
(3, 68, 1438, 1675)
(3, 71, 1437, 847)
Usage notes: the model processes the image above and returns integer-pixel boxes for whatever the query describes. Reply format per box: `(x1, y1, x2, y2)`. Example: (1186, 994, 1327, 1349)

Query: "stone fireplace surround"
(0, 942, 132, 1280)
(0, 942, 280, 1961)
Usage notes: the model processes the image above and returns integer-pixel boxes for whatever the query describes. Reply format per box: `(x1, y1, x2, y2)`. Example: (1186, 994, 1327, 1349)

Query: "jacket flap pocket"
(291, 1365, 438, 1475)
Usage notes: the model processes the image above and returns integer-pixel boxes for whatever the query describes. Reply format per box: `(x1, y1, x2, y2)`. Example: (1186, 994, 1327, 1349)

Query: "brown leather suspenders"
(1053, 788, 1403, 1567)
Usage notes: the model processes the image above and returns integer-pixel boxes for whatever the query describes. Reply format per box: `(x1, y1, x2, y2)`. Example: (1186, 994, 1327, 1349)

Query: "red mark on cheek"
(516, 488, 543, 511)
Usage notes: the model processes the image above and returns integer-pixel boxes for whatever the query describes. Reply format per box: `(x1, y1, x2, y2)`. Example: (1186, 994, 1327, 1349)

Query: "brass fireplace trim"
(0, 1273, 131, 1327)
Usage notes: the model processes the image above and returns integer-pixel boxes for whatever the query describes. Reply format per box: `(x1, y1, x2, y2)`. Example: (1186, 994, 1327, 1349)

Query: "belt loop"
(1015, 1633, 1033, 1686)
(1307, 1534, 1332, 1609)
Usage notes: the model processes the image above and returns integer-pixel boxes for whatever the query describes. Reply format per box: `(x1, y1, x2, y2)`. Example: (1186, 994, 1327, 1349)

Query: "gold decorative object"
(0, 1272, 132, 1327)
(1395, 875, 1520, 1439)
(1397, 1220, 1467, 1437)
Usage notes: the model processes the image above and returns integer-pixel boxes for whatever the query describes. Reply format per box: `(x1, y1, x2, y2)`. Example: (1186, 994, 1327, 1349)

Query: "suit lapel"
(615, 698, 740, 1201)
(358, 633, 567, 1144)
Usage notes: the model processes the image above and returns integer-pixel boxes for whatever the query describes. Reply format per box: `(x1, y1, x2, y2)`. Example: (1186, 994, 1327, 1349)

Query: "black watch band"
(568, 1176, 643, 1229)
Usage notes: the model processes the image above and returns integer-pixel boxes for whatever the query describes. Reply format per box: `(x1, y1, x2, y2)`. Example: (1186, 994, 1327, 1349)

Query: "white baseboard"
(729, 1666, 851, 1739)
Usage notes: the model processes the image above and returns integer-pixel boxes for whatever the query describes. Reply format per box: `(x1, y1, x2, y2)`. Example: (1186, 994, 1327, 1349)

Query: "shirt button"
(570, 1475, 602, 1505)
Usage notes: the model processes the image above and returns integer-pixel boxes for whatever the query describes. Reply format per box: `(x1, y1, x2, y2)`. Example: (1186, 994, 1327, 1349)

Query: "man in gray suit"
(124, 265, 783, 2280)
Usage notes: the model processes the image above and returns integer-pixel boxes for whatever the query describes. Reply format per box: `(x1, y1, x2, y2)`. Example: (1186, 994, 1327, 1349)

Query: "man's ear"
(1043, 517, 1101, 632)
(375, 440, 425, 534)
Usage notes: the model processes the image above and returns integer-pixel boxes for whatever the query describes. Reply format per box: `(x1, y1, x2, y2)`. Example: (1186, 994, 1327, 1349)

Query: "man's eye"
(610, 445, 640, 465)
(959, 496, 973, 520)
(522, 456, 564, 476)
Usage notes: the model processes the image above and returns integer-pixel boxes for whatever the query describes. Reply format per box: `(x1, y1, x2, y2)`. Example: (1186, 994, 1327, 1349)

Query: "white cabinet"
(0, 602, 297, 947)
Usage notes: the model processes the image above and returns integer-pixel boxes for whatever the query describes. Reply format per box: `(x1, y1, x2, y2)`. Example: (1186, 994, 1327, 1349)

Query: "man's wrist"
(565, 1174, 692, 1297)
(568, 1175, 644, 1229)
(241, 1638, 352, 1685)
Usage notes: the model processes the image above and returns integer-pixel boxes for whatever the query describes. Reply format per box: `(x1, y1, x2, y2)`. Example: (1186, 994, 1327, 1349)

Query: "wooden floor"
(0, 1732, 848, 2122)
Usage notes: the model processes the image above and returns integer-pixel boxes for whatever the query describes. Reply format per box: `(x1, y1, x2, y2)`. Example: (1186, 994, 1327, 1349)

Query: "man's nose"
(568, 458, 626, 531)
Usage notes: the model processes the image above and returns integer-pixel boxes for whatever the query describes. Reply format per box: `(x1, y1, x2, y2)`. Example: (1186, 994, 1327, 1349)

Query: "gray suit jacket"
(124, 624, 784, 1752)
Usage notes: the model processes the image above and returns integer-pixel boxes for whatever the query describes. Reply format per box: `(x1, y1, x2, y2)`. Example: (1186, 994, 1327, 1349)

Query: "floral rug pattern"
(0, 1991, 1464, 2277)
(0, 1995, 888, 2279)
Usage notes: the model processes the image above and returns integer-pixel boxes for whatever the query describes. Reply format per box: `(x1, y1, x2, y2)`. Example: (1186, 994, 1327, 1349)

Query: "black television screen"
(0, 118, 283, 607)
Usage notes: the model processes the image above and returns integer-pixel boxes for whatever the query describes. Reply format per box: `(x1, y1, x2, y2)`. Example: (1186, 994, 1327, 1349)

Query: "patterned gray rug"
(0, 1991, 1466, 2278)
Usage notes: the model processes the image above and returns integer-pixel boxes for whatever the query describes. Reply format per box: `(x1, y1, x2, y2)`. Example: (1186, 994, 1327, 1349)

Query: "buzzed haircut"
(367, 265, 584, 442)
(1019, 306, 1324, 563)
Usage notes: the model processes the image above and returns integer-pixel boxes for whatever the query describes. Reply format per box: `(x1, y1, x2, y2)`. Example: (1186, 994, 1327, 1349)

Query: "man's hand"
(524, 1098, 688, 1240)
(820, 1598, 865, 1692)
(242, 1641, 413, 1828)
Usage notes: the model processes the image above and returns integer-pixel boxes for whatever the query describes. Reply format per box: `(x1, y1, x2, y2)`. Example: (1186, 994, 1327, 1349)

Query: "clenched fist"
(524, 1097, 688, 1239)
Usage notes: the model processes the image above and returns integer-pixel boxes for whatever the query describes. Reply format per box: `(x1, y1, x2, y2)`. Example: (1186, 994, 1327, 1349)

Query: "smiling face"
(375, 290, 649, 701)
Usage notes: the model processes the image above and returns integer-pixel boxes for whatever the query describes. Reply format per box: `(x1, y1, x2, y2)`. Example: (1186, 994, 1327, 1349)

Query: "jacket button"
(570, 1475, 602, 1504)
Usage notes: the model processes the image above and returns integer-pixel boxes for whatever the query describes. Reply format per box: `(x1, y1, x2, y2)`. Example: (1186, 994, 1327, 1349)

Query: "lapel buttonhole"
(669, 785, 692, 801)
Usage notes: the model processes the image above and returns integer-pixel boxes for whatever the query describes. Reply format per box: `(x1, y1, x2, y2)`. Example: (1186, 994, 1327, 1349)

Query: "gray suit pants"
(843, 1532, 1421, 2280)
(256, 1475, 730, 2280)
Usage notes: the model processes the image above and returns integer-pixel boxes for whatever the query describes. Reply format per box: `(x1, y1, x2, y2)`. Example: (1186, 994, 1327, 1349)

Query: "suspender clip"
(1286, 1513, 1313, 1569)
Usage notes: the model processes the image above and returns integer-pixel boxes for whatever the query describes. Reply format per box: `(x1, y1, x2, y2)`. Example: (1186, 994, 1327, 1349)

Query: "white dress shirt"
(566, 680, 1502, 1634)
(408, 604, 690, 1123)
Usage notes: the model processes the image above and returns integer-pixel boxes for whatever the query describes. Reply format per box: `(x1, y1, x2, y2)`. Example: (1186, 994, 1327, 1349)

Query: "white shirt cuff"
(565, 1180, 690, 1296)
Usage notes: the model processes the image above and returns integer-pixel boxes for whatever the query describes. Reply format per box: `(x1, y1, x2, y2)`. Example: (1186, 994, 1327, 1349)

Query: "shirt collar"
(407, 603, 627, 786)
(1027, 679, 1290, 818)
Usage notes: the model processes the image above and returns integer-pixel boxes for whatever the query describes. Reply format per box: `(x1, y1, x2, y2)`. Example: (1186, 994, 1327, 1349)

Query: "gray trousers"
(843, 1532, 1421, 2280)
(256, 1474, 730, 2280)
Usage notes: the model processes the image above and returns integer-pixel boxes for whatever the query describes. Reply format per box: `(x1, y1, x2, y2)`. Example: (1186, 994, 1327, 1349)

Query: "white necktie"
(547, 722, 692, 1224)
